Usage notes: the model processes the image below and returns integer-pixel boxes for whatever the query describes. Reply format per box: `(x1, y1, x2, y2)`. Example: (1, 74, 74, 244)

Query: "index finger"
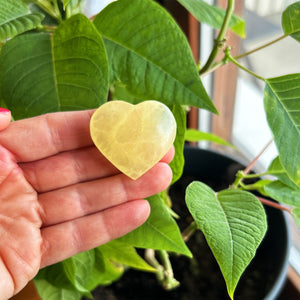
(0, 110, 95, 162)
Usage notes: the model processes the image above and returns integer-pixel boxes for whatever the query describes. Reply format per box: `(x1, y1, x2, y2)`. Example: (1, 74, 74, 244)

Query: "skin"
(0, 110, 174, 299)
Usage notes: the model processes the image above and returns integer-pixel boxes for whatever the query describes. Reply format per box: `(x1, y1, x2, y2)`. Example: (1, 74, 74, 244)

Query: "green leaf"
(99, 240, 155, 272)
(62, 250, 95, 296)
(186, 182, 267, 299)
(169, 105, 186, 184)
(264, 74, 300, 186)
(120, 194, 192, 257)
(94, 0, 216, 113)
(0, 14, 108, 119)
(185, 128, 233, 147)
(268, 156, 300, 189)
(292, 207, 300, 229)
(88, 248, 124, 287)
(34, 279, 82, 300)
(0, 0, 44, 42)
(265, 180, 300, 207)
(282, 1, 300, 42)
(177, 0, 245, 38)
(62, 0, 72, 9)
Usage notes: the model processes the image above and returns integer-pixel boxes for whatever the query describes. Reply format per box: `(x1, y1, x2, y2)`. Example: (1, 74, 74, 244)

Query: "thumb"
(0, 108, 11, 131)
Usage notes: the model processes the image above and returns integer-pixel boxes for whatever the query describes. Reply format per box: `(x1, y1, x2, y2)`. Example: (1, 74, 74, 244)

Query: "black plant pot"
(89, 146, 291, 300)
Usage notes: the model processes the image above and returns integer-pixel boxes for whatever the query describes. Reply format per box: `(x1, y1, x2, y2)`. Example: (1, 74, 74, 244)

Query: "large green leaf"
(0, 0, 44, 42)
(99, 239, 155, 272)
(282, 1, 300, 42)
(264, 74, 300, 186)
(119, 194, 192, 257)
(94, 0, 216, 113)
(186, 182, 267, 299)
(0, 14, 108, 119)
(177, 0, 245, 38)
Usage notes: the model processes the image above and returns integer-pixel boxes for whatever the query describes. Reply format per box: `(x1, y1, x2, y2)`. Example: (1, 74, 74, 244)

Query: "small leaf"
(186, 182, 267, 299)
(94, 0, 216, 113)
(268, 156, 300, 189)
(99, 240, 155, 272)
(0, 0, 44, 42)
(88, 248, 124, 287)
(292, 207, 300, 229)
(264, 74, 300, 186)
(34, 279, 82, 300)
(282, 1, 300, 42)
(120, 194, 192, 257)
(169, 105, 186, 184)
(265, 180, 300, 207)
(177, 0, 245, 38)
(62, 250, 95, 296)
(185, 128, 233, 147)
(0, 14, 108, 119)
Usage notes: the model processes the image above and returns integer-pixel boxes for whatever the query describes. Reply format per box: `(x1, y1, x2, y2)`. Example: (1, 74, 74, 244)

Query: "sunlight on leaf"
(186, 182, 267, 299)
(185, 129, 234, 147)
(177, 0, 245, 37)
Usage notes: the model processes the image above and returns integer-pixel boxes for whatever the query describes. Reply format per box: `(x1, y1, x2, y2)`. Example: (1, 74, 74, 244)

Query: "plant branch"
(200, 0, 235, 75)
(235, 34, 288, 60)
(225, 48, 266, 81)
(257, 196, 292, 213)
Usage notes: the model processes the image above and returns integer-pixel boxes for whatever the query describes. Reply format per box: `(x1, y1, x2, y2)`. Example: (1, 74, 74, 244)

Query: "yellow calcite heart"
(90, 100, 176, 180)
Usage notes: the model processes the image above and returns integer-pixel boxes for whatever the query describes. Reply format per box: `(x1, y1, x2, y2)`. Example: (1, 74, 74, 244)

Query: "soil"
(85, 149, 288, 300)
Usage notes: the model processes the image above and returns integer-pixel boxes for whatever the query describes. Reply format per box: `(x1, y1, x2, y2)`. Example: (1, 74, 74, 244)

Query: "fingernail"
(0, 108, 10, 114)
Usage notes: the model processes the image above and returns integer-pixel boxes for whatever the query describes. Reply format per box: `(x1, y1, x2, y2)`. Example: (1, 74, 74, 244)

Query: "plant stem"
(225, 48, 266, 81)
(232, 139, 273, 188)
(158, 250, 180, 290)
(257, 196, 292, 213)
(144, 249, 179, 290)
(235, 34, 288, 60)
(182, 221, 198, 242)
(200, 0, 235, 75)
(200, 35, 288, 78)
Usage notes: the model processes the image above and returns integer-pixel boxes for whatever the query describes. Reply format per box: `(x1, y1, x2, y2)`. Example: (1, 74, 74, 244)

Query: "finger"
(162, 146, 175, 164)
(0, 110, 94, 162)
(20, 146, 120, 193)
(39, 162, 172, 226)
(40, 199, 150, 268)
(0, 109, 11, 131)
(20, 146, 174, 193)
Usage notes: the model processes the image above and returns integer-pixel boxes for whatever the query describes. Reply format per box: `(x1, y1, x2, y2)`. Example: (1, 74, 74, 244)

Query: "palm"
(0, 146, 41, 298)
(0, 110, 173, 298)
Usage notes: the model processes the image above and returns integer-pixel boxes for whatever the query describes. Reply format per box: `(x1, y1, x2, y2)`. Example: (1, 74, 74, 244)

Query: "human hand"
(0, 110, 173, 299)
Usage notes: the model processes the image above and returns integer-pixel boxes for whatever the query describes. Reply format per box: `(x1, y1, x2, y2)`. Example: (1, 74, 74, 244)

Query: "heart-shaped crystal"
(90, 100, 176, 179)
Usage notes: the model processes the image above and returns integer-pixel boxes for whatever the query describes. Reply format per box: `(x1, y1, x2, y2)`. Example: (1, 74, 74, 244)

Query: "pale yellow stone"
(90, 100, 177, 180)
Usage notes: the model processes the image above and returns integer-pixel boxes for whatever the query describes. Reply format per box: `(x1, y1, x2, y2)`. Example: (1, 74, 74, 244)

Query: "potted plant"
(1, 0, 299, 299)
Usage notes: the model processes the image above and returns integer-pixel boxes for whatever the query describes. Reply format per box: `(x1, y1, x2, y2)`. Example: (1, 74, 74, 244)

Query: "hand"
(0, 110, 173, 299)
